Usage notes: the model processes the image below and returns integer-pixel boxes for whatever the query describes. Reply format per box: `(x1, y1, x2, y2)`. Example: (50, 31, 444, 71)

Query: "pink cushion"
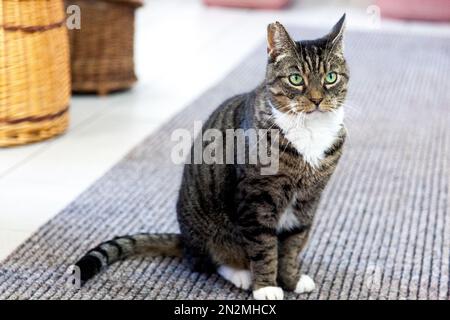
(377, 0, 450, 21)
(203, 0, 290, 10)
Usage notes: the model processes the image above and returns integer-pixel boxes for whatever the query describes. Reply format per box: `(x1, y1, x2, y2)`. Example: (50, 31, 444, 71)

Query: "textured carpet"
(1, 28, 449, 300)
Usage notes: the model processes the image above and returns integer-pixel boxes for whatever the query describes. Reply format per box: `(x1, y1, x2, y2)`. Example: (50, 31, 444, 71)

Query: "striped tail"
(74, 233, 182, 285)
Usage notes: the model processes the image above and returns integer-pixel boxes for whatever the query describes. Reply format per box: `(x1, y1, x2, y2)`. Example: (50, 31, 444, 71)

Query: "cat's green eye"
(288, 74, 304, 86)
(325, 72, 338, 84)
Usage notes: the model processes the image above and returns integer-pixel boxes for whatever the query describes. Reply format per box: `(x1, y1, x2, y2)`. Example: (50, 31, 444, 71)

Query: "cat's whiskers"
(328, 103, 356, 149)
(336, 102, 361, 126)
(249, 107, 293, 156)
(337, 100, 360, 111)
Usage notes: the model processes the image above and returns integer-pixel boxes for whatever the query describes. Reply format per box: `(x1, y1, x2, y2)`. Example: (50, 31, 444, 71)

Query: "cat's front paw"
(295, 274, 315, 294)
(217, 265, 252, 290)
(253, 286, 284, 300)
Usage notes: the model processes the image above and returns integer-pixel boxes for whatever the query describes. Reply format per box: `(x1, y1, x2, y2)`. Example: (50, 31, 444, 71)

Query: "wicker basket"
(0, 0, 71, 147)
(66, 0, 143, 95)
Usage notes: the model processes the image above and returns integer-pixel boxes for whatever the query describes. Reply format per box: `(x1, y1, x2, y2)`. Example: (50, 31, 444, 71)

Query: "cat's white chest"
(272, 108, 344, 168)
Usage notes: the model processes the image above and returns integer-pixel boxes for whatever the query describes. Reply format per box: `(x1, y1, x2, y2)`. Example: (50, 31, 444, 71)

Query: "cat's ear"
(325, 14, 346, 55)
(267, 22, 296, 61)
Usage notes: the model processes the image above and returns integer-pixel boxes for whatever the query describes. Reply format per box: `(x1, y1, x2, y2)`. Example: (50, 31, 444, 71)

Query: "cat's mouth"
(305, 108, 320, 114)
(290, 102, 330, 114)
(302, 104, 339, 114)
(303, 106, 326, 114)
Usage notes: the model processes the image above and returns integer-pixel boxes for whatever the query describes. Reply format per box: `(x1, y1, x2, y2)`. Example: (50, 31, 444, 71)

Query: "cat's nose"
(309, 97, 323, 107)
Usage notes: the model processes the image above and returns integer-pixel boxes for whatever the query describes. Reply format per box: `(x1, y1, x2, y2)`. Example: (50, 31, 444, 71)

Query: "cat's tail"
(74, 233, 182, 285)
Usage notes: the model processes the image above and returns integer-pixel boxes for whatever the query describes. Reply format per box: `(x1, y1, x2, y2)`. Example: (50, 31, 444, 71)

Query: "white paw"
(253, 286, 284, 300)
(217, 265, 252, 290)
(295, 274, 315, 294)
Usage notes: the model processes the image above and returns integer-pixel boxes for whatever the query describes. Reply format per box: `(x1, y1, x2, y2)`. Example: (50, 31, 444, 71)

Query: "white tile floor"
(1, 0, 449, 261)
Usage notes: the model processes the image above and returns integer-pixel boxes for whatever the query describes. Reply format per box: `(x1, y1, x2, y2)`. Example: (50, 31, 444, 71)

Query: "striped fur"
(74, 15, 348, 299)
(75, 234, 181, 284)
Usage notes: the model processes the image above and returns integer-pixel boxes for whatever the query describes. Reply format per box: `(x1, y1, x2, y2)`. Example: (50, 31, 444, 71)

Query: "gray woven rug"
(1, 28, 449, 300)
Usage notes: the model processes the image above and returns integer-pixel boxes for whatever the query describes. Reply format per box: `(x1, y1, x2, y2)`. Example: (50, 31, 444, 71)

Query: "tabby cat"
(74, 14, 349, 300)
